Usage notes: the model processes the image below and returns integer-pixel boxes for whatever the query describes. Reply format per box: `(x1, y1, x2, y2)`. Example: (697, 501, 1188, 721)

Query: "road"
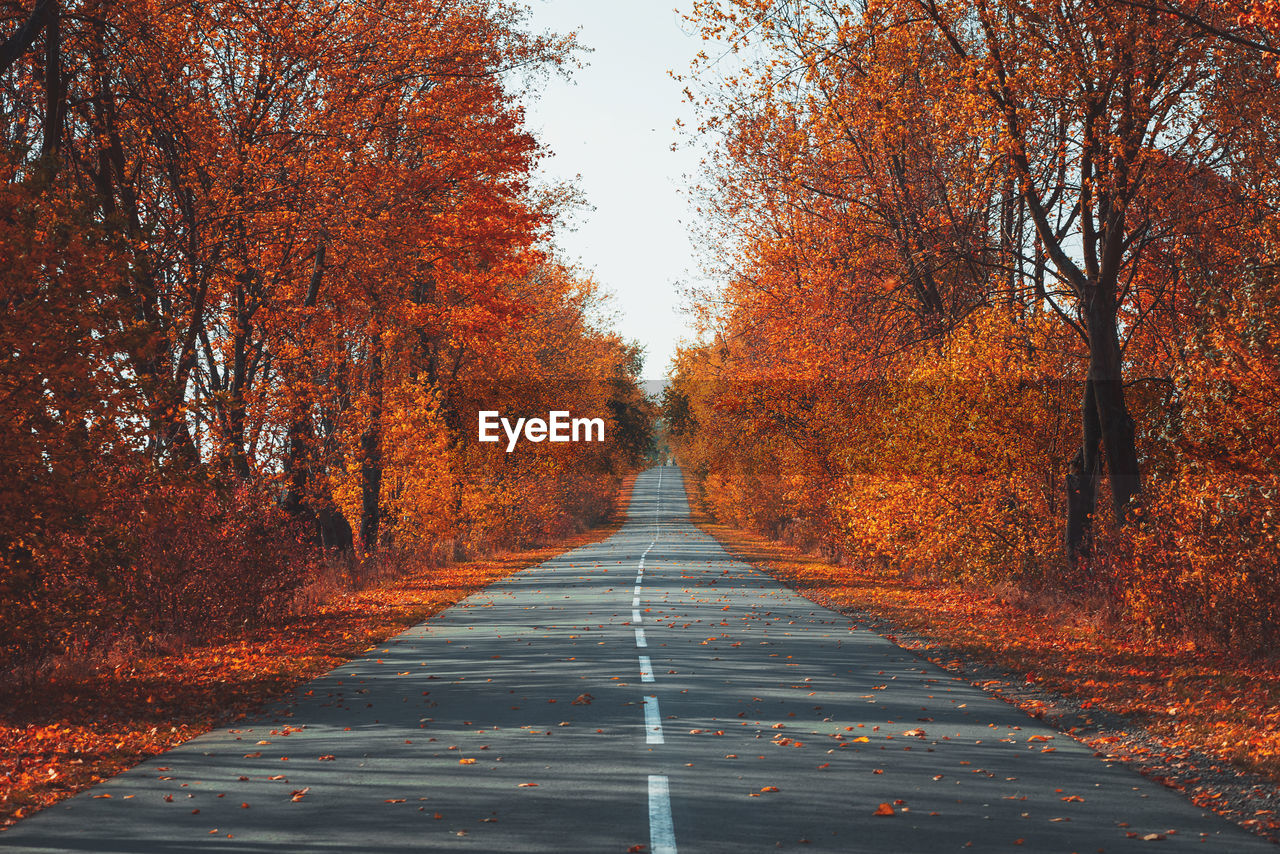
(1, 467, 1270, 852)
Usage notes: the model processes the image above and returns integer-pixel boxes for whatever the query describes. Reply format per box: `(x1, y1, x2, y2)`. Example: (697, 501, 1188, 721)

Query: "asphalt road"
(2, 467, 1271, 852)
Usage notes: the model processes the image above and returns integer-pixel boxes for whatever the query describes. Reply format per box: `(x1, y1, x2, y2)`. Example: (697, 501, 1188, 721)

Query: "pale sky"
(522, 1, 707, 380)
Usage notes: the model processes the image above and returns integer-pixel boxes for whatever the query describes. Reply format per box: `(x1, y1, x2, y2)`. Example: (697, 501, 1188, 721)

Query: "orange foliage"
(671, 0, 1280, 651)
(1, 1, 653, 672)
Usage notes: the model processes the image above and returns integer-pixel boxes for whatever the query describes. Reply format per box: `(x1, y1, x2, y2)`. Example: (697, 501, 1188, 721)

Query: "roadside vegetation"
(669, 0, 1280, 662)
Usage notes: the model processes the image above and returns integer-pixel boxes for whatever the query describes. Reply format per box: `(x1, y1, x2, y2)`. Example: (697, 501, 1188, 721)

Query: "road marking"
(643, 695, 664, 744)
(632, 596, 640, 607)
(639, 655, 654, 682)
(648, 775, 677, 854)
(635, 628, 647, 648)
(634, 584, 642, 595)
(632, 609, 642, 623)
(654, 470, 663, 539)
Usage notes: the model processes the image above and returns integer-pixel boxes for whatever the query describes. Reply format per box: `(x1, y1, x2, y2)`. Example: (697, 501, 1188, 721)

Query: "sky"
(520, 1, 708, 380)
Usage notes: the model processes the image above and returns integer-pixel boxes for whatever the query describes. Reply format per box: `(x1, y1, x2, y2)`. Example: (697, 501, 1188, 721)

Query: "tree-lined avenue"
(1, 469, 1267, 852)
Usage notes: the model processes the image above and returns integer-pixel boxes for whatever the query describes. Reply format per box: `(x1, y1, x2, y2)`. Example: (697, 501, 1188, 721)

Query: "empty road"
(1, 467, 1269, 852)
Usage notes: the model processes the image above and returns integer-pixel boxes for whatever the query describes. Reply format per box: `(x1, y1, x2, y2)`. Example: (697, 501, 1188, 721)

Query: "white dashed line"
(638, 476, 674, 849)
(648, 775, 677, 853)
(643, 695, 664, 744)
(654, 470, 663, 538)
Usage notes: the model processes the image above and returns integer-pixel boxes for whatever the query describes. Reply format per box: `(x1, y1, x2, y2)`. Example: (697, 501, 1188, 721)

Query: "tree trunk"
(1065, 381, 1100, 558)
(1065, 301, 1143, 558)
(282, 412, 354, 552)
(317, 506, 354, 552)
(1086, 301, 1142, 521)
(359, 336, 384, 554)
(40, 0, 60, 158)
(280, 241, 353, 551)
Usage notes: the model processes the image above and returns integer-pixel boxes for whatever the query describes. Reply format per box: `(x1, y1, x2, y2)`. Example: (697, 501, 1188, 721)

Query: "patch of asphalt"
(772, 593, 1280, 845)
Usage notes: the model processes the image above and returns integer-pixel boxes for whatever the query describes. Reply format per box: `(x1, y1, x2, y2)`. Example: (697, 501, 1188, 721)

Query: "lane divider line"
(632, 608, 642, 623)
(643, 473, 676, 852)
(648, 774, 677, 854)
(643, 695, 664, 744)
(654, 469, 663, 539)
(632, 596, 640, 607)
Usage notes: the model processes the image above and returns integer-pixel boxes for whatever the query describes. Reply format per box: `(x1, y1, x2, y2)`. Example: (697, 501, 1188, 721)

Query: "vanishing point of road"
(1, 467, 1270, 852)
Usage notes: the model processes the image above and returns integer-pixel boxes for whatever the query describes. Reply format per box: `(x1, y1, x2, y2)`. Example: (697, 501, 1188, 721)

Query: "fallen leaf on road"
(874, 803, 895, 817)
(291, 788, 309, 802)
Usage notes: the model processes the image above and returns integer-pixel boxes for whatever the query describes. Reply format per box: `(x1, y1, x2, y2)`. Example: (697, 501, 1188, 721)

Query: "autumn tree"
(1, 0, 651, 670)
(673, 0, 1280, 646)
